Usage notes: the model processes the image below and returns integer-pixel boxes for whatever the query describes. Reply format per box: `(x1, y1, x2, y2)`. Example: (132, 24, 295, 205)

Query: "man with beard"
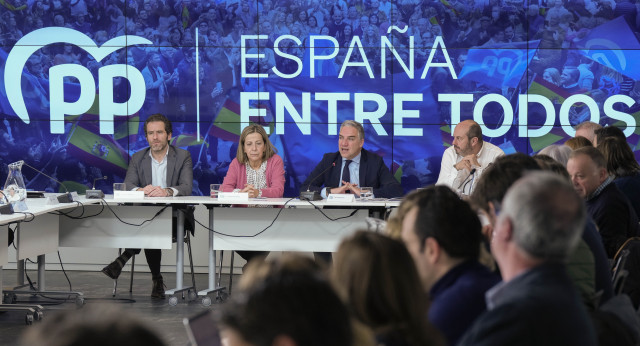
(436, 120, 504, 195)
(101, 114, 193, 299)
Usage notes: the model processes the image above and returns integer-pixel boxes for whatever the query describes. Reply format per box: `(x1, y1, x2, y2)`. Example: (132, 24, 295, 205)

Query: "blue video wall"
(1, 0, 640, 196)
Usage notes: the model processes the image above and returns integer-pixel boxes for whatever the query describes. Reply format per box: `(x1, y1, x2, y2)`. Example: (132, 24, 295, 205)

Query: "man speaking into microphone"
(302, 120, 403, 200)
(302, 120, 403, 263)
(437, 120, 504, 195)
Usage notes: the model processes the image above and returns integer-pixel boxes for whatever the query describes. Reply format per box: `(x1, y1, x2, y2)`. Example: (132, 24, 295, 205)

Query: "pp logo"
(5, 27, 152, 134)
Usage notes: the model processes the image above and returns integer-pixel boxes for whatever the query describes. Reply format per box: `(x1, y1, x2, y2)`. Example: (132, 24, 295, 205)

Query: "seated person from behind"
(221, 124, 285, 264)
(436, 120, 504, 195)
(218, 254, 354, 346)
(460, 172, 597, 345)
(101, 113, 193, 299)
(401, 186, 499, 345)
(301, 120, 403, 199)
(332, 230, 444, 346)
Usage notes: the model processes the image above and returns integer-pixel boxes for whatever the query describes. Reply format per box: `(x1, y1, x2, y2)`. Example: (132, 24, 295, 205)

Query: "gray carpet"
(0, 269, 238, 346)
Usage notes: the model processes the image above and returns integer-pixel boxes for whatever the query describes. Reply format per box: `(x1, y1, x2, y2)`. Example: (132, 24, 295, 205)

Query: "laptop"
(183, 310, 222, 346)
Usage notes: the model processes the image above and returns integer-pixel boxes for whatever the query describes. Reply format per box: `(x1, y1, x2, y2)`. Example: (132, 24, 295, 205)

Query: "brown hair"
(144, 113, 172, 135)
(236, 124, 277, 165)
(564, 136, 592, 150)
(332, 231, 443, 346)
(597, 137, 640, 177)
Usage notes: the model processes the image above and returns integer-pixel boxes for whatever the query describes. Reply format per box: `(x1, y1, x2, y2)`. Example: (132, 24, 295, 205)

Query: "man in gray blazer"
(102, 113, 193, 298)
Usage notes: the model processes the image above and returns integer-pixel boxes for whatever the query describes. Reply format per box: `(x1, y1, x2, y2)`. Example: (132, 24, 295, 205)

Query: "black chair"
(612, 237, 640, 308)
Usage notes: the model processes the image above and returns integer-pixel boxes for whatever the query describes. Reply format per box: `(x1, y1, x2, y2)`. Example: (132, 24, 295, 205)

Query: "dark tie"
(342, 159, 352, 186)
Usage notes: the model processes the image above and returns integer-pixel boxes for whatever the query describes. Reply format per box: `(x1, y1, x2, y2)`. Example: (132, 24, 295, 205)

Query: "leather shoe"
(101, 261, 123, 280)
(151, 278, 166, 299)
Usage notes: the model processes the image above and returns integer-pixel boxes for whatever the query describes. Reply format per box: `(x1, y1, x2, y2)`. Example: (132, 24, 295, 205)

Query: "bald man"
(437, 120, 504, 195)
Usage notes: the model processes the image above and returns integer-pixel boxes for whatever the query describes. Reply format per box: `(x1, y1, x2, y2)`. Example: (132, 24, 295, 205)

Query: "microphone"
(20, 161, 75, 203)
(300, 157, 339, 201)
(457, 168, 477, 193)
(86, 176, 107, 199)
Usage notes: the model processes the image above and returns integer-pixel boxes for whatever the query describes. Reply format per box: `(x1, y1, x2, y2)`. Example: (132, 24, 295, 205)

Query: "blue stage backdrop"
(1, 0, 640, 196)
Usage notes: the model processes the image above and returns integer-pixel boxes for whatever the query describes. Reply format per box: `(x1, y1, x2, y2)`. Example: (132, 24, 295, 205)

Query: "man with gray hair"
(302, 120, 403, 263)
(575, 121, 602, 143)
(567, 146, 639, 257)
(460, 172, 597, 345)
(302, 120, 403, 199)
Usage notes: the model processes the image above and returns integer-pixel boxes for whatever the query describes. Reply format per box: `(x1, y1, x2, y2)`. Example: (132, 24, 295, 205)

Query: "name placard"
(113, 190, 145, 200)
(45, 195, 59, 205)
(218, 192, 249, 203)
(326, 194, 356, 203)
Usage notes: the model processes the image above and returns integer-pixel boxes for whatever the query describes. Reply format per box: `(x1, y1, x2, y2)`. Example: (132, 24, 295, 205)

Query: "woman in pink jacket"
(221, 124, 285, 264)
(221, 124, 285, 197)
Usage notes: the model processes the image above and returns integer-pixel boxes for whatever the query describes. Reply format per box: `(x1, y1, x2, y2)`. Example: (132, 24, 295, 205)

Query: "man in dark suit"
(459, 172, 597, 345)
(302, 120, 403, 262)
(101, 114, 193, 299)
(302, 120, 403, 199)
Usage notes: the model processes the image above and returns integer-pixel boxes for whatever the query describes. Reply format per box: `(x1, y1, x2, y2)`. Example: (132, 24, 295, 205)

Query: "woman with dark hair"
(332, 231, 443, 346)
(597, 137, 640, 217)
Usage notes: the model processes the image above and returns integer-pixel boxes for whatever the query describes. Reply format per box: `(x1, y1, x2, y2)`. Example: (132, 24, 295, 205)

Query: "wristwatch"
(165, 188, 173, 197)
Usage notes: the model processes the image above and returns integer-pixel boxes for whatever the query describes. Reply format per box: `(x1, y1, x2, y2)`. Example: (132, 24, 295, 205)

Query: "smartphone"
(183, 310, 222, 346)
(216, 81, 222, 89)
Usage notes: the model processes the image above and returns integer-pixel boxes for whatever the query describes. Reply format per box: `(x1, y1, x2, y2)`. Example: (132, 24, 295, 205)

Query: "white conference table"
(59, 195, 400, 304)
(1, 196, 100, 322)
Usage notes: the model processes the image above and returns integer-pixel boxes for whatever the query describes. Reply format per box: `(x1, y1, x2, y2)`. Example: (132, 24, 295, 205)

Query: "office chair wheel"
(75, 296, 85, 308)
(34, 311, 43, 321)
(215, 291, 229, 303)
(25, 313, 33, 325)
(201, 296, 212, 307)
(168, 295, 178, 306)
(187, 290, 197, 302)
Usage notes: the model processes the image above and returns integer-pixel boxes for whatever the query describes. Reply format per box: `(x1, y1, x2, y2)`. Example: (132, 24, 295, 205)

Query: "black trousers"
(125, 206, 195, 279)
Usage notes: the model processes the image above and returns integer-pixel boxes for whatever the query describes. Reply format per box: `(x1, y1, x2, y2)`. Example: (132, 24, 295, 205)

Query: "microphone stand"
(300, 158, 339, 201)
(20, 161, 75, 203)
(86, 176, 107, 199)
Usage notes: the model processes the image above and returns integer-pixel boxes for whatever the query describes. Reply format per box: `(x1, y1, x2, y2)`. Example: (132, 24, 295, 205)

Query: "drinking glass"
(210, 184, 221, 198)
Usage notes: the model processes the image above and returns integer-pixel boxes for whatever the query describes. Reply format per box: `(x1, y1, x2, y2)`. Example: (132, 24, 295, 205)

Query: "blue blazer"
(301, 149, 403, 198)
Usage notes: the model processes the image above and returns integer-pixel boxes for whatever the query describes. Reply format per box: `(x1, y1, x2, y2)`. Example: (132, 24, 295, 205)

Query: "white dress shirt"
(436, 141, 505, 194)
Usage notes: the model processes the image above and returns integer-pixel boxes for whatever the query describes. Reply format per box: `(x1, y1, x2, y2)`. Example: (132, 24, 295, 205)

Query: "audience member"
(20, 305, 165, 346)
(597, 137, 640, 219)
(401, 186, 499, 345)
(534, 154, 570, 179)
(567, 146, 640, 257)
(218, 255, 355, 346)
(593, 125, 627, 146)
(565, 136, 593, 150)
(333, 231, 443, 346)
(472, 153, 612, 306)
(537, 144, 571, 166)
(460, 172, 597, 345)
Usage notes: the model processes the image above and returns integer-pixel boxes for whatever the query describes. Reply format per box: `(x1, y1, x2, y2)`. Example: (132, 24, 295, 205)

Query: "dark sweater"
(429, 260, 500, 345)
(586, 183, 640, 258)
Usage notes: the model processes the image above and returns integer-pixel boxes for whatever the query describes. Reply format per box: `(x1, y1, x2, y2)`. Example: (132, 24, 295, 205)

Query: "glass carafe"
(3, 160, 27, 211)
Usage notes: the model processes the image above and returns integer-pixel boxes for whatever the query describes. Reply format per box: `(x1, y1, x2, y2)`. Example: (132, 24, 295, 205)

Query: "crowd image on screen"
(2, 0, 640, 195)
